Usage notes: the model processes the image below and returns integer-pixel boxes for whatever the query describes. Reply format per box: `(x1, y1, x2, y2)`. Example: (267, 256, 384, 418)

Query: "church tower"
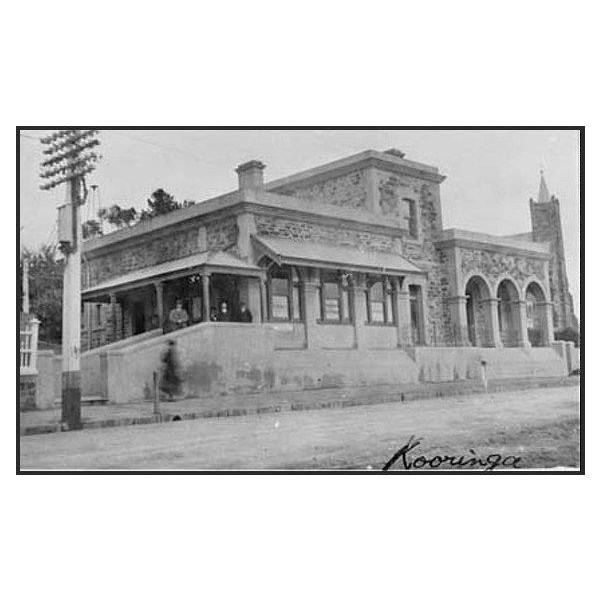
(529, 172, 578, 331)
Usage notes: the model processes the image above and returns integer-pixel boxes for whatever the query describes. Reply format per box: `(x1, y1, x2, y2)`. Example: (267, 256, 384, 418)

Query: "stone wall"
(86, 217, 238, 288)
(374, 170, 450, 345)
(206, 217, 239, 254)
(530, 198, 577, 329)
(458, 248, 547, 296)
(282, 170, 367, 210)
(262, 168, 451, 346)
(255, 216, 399, 254)
(375, 169, 443, 233)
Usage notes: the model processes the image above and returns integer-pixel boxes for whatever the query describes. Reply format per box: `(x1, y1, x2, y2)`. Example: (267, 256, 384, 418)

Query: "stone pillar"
(259, 274, 268, 323)
(202, 274, 211, 322)
(246, 278, 262, 323)
(448, 295, 469, 347)
(352, 273, 368, 349)
(155, 282, 164, 330)
(302, 268, 320, 350)
(482, 298, 502, 348)
(543, 301, 555, 346)
(394, 279, 412, 347)
(515, 300, 531, 348)
(107, 293, 118, 343)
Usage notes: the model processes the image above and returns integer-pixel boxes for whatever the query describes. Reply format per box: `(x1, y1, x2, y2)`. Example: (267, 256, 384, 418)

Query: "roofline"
(434, 228, 551, 258)
(266, 149, 446, 191)
(83, 188, 413, 258)
(252, 235, 424, 276)
(82, 251, 264, 299)
(83, 190, 241, 254)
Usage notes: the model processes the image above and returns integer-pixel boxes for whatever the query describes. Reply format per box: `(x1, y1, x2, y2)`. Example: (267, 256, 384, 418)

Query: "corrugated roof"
(83, 251, 261, 296)
(253, 236, 422, 274)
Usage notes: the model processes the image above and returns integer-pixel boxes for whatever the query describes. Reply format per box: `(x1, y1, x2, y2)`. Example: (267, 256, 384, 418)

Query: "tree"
(82, 219, 102, 239)
(555, 326, 580, 347)
(95, 190, 194, 230)
(98, 204, 138, 228)
(147, 188, 179, 216)
(20, 244, 64, 345)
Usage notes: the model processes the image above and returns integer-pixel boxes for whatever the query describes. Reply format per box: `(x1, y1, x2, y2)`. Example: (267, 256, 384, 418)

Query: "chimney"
(236, 160, 266, 190)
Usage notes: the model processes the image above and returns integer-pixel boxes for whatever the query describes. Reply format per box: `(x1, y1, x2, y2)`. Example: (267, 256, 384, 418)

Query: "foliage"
(98, 204, 138, 228)
(140, 188, 179, 220)
(97, 190, 194, 230)
(140, 189, 195, 221)
(554, 326, 580, 347)
(82, 219, 102, 239)
(20, 244, 64, 344)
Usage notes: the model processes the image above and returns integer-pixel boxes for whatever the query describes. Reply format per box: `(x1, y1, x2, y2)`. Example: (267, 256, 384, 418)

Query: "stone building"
(77, 149, 577, 402)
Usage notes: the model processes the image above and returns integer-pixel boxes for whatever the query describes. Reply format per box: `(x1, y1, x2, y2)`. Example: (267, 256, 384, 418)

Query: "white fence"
(20, 314, 40, 375)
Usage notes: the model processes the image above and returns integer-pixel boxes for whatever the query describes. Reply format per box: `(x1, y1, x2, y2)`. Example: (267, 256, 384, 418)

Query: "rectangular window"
(368, 281, 389, 324)
(323, 281, 341, 321)
(272, 295, 290, 320)
(371, 302, 385, 323)
(403, 199, 418, 238)
(271, 276, 290, 320)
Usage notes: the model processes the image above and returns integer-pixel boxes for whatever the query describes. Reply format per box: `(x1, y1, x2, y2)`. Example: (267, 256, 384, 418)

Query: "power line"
(103, 130, 223, 169)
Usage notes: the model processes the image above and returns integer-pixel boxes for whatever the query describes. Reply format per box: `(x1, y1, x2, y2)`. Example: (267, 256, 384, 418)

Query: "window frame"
(366, 277, 396, 326)
(318, 270, 353, 324)
(267, 264, 303, 323)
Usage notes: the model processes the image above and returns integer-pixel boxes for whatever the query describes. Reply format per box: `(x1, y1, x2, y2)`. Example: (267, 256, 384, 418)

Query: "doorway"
(133, 302, 146, 335)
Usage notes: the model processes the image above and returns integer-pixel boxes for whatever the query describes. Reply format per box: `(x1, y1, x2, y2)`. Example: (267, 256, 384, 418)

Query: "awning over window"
(253, 236, 423, 275)
(83, 251, 263, 299)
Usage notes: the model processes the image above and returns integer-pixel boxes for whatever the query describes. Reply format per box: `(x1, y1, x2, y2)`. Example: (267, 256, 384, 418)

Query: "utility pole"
(40, 130, 101, 430)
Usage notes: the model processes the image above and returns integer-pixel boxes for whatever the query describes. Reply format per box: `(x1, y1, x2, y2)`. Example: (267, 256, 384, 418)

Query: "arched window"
(318, 270, 352, 323)
(367, 278, 395, 324)
(267, 265, 303, 322)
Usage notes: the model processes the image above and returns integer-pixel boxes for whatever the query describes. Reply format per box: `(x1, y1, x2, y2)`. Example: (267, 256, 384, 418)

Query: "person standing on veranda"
(168, 299, 189, 331)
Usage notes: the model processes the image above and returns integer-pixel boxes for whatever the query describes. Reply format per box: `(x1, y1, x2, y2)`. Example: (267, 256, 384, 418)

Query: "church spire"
(537, 170, 551, 203)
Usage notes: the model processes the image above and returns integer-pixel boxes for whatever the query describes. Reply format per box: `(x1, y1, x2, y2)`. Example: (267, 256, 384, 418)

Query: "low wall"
(19, 374, 37, 411)
(480, 347, 567, 380)
(414, 347, 483, 382)
(96, 322, 421, 403)
(364, 326, 397, 350)
(30, 325, 575, 407)
(414, 346, 569, 383)
(551, 341, 580, 374)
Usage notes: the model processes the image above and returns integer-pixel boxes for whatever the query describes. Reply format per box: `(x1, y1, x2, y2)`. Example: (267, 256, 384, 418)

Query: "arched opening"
(525, 281, 548, 346)
(497, 279, 521, 347)
(465, 276, 493, 346)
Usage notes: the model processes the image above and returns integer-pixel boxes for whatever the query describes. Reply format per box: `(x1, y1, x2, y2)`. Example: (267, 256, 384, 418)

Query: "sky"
(19, 129, 581, 316)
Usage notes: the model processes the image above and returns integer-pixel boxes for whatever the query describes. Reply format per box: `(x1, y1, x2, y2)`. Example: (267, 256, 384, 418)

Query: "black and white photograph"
(6, 3, 596, 599)
(18, 128, 582, 472)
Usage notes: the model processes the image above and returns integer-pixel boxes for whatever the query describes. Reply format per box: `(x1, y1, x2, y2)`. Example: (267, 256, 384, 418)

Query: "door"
(133, 302, 145, 335)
